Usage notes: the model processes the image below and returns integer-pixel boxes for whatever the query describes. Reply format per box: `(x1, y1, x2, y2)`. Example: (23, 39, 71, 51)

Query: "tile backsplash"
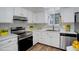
(0, 20, 28, 32)
(60, 23, 75, 32)
(0, 23, 10, 29)
(0, 21, 75, 32)
(10, 20, 28, 28)
(28, 23, 47, 30)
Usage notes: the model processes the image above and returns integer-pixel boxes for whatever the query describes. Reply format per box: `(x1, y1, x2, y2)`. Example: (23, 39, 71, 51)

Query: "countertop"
(67, 46, 76, 51)
(0, 34, 18, 40)
(32, 27, 77, 35)
(60, 31, 77, 34)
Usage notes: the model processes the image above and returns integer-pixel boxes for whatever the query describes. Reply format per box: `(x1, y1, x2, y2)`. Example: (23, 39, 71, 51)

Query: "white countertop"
(67, 46, 76, 51)
(0, 34, 18, 40)
(32, 27, 77, 34)
(60, 31, 77, 34)
(34, 29, 76, 34)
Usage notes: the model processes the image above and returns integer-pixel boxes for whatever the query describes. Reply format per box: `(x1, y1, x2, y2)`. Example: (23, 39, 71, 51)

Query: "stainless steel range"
(11, 27, 33, 51)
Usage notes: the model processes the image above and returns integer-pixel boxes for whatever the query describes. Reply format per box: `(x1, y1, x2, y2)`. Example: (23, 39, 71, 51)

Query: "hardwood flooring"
(27, 43, 64, 51)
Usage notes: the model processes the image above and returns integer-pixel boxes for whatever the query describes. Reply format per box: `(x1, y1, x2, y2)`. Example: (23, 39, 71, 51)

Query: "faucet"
(52, 25, 54, 31)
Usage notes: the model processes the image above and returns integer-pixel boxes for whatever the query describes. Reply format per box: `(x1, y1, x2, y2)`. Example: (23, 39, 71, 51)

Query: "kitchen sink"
(46, 29, 57, 31)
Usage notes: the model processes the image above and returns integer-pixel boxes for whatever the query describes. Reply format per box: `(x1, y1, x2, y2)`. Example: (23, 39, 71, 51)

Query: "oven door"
(18, 36, 33, 51)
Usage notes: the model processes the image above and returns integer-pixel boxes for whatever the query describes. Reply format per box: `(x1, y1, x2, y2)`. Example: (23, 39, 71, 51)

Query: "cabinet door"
(13, 7, 28, 21)
(21, 8, 27, 17)
(0, 37, 18, 51)
(35, 12, 46, 23)
(0, 44, 18, 51)
(39, 32, 47, 44)
(27, 11, 33, 23)
(46, 32, 60, 48)
(33, 31, 39, 45)
(14, 7, 22, 16)
(0, 7, 13, 23)
(60, 8, 74, 23)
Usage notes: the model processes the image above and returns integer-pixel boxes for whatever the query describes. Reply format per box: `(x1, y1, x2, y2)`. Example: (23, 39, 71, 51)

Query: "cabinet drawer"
(0, 44, 18, 51)
(0, 37, 17, 47)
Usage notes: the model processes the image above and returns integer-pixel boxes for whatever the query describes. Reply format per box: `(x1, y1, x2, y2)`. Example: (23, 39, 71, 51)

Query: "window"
(49, 13, 60, 25)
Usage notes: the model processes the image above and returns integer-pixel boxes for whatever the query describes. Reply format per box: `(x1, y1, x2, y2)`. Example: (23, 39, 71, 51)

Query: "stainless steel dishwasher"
(60, 33, 77, 50)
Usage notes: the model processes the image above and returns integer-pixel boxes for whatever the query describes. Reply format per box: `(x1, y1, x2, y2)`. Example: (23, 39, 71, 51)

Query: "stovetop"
(11, 27, 33, 40)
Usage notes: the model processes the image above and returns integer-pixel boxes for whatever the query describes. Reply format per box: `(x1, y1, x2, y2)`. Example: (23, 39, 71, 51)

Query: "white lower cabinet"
(33, 31, 40, 45)
(33, 31, 60, 48)
(47, 32, 60, 48)
(0, 37, 18, 51)
(39, 31, 47, 44)
(0, 44, 18, 51)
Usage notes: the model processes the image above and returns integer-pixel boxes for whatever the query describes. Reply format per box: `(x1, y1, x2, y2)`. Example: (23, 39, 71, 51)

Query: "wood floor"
(27, 43, 64, 51)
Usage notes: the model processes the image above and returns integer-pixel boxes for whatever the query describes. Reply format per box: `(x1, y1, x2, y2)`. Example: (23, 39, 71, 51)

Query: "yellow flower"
(72, 40, 79, 49)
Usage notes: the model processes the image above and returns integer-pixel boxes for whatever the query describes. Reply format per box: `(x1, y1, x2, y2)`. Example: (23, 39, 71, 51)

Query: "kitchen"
(0, 7, 79, 51)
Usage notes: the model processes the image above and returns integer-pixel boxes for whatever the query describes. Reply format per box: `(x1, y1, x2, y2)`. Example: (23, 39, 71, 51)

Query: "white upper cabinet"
(0, 7, 13, 23)
(27, 11, 33, 23)
(28, 12, 46, 23)
(14, 7, 27, 17)
(14, 7, 22, 16)
(21, 8, 27, 17)
(60, 8, 74, 23)
(35, 12, 46, 23)
(13, 7, 35, 22)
